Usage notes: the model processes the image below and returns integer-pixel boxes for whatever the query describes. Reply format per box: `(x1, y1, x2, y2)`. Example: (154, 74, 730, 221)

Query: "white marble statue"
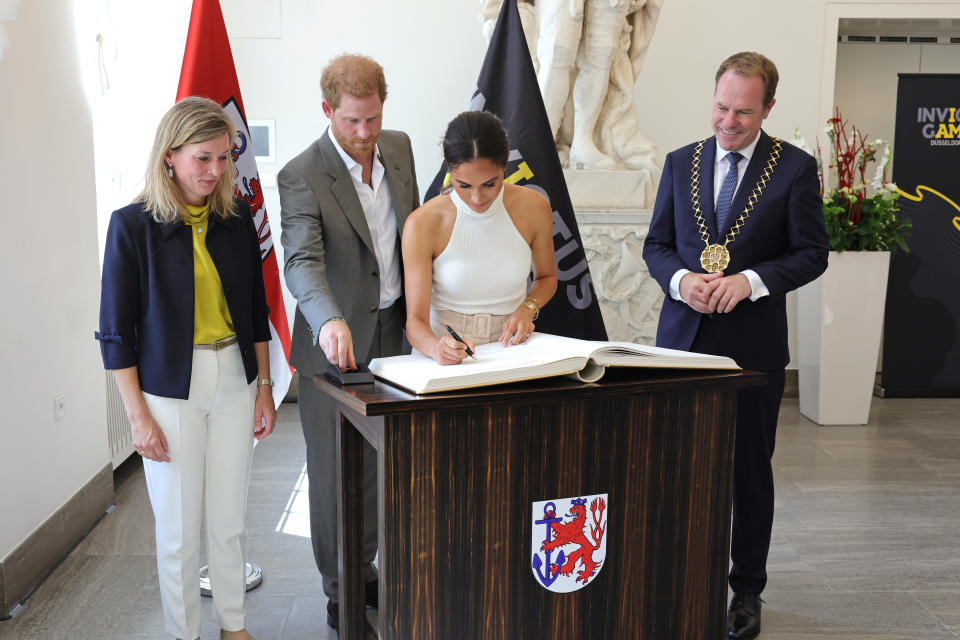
(0, 0, 21, 63)
(480, 1, 663, 340)
(480, 0, 540, 70)
(481, 0, 663, 173)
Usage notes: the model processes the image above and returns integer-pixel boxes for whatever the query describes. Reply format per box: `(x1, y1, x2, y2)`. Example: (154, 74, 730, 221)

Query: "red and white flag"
(177, 0, 292, 407)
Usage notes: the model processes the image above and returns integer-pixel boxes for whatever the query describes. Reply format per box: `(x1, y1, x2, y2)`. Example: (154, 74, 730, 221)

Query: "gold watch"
(257, 378, 274, 388)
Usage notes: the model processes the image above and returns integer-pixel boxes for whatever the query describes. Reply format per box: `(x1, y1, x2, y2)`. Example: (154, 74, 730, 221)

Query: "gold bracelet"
(520, 297, 540, 321)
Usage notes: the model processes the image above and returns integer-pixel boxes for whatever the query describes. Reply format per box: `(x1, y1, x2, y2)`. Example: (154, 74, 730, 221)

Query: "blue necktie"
(715, 151, 743, 233)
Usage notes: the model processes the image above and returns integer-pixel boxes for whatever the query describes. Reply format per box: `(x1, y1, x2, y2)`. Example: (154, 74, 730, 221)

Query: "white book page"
(369, 333, 586, 392)
(591, 342, 737, 367)
(369, 332, 738, 392)
(417, 335, 583, 377)
(527, 334, 737, 368)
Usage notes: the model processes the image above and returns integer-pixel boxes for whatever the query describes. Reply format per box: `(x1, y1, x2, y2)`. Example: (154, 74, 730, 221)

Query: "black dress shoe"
(727, 592, 762, 639)
(365, 578, 378, 609)
(326, 602, 377, 639)
(326, 599, 339, 630)
(327, 588, 379, 638)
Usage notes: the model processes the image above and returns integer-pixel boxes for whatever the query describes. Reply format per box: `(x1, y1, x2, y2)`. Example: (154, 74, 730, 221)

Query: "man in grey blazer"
(278, 54, 419, 636)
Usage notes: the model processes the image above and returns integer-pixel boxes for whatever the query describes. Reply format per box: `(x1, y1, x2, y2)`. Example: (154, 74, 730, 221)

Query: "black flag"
(425, 0, 607, 340)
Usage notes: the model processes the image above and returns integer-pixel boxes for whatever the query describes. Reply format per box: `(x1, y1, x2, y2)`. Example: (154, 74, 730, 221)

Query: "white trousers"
(142, 343, 255, 639)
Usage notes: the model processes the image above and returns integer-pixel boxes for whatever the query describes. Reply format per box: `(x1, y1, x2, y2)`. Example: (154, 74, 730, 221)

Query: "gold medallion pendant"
(700, 244, 730, 273)
(688, 137, 783, 275)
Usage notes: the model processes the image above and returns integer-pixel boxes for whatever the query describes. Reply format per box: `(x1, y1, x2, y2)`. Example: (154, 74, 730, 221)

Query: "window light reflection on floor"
(275, 463, 311, 538)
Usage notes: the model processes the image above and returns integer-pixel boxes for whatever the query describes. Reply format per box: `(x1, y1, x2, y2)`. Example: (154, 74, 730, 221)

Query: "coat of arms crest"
(530, 494, 608, 593)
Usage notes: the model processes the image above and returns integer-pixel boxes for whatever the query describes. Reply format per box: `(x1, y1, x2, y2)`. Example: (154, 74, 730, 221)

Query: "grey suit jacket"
(279, 128, 419, 375)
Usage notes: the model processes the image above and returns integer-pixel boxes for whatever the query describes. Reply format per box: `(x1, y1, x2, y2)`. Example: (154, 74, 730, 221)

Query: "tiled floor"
(1, 397, 959, 639)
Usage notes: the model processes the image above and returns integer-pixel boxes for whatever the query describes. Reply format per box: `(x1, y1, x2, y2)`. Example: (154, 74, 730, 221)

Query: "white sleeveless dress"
(428, 186, 532, 345)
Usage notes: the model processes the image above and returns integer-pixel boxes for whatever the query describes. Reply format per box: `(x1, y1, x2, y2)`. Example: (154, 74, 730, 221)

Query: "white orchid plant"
(791, 109, 910, 252)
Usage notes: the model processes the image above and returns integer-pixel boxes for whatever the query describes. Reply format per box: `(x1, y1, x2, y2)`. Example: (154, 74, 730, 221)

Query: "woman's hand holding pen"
(431, 335, 476, 365)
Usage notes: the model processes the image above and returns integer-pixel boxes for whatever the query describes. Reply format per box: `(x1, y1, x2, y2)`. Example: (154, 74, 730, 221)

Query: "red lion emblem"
(541, 497, 606, 584)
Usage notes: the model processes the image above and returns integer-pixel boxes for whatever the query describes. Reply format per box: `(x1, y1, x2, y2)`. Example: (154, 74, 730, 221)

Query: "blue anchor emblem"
(238, 175, 256, 201)
(233, 130, 248, 160)
(532, 502, 566, 587)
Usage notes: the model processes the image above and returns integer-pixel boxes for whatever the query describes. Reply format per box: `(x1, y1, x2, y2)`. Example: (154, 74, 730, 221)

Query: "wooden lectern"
(314, 368, 764, 640)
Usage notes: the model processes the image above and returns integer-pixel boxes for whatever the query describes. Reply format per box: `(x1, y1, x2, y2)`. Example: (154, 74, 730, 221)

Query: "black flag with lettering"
(425, 0, 607, 340)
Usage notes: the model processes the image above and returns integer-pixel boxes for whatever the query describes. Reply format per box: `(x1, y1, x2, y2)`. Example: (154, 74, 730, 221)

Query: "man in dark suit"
(279, 54, 419, 638)
(643, 52, 828, 640)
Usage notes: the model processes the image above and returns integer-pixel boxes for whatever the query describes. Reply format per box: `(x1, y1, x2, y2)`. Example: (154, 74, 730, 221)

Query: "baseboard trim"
(0, 463, 113, 620)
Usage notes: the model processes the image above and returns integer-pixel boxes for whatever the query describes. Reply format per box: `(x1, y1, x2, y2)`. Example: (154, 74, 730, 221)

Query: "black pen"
(444, 324, 477, 360)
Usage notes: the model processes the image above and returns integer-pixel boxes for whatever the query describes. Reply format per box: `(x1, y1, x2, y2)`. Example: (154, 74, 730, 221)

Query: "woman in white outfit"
(97, 97, 276, 640)
(403, 111, 557, 364)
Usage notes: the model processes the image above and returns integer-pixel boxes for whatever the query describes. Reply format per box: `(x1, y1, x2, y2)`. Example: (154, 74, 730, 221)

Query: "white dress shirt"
(669, 132, 769, 303)
(328, 128, 402, 308)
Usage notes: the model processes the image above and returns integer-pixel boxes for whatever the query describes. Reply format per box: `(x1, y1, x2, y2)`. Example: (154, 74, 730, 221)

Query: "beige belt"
(431, 309, 511, 345)
(194, 335, 238, 351)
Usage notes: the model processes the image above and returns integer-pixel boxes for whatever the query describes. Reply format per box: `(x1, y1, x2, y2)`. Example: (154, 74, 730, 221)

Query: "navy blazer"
(643, 131, 829, 370)
(96, 199, 271, 399)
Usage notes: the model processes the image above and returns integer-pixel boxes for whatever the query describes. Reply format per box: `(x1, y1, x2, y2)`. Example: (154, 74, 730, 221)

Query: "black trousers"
(690, 318, 786, 595)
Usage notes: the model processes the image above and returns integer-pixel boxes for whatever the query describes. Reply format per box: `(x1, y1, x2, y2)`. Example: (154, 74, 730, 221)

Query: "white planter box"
(797, 251, 890, 425)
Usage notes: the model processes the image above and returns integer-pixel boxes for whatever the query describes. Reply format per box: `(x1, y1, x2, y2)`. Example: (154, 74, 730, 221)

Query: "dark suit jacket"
(97, 200, 271, 399)
(643, 131, 829, 370)
(278, 129, 419, 375)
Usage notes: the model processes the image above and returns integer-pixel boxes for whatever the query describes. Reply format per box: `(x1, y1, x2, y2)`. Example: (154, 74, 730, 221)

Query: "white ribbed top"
(431, 187, 532, 315)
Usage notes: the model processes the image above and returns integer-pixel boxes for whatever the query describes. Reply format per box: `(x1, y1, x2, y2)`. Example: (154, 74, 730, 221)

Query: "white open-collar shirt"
(328, 128, 402, 309)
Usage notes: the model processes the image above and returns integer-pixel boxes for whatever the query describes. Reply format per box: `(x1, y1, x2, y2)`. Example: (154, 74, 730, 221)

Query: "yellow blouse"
(184, 203, 235, 344)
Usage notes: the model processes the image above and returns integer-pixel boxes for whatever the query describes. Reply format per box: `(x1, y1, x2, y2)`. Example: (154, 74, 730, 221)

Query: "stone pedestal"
(563, 168, 655, 210)
(566, 170, 661, 345)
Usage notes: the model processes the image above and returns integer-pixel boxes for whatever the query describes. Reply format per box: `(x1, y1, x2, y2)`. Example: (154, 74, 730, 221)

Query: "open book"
(369, 332, 740, 394)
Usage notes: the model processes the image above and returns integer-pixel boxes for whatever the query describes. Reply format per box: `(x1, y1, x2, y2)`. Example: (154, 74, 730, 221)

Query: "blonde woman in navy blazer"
(97, 97, 275, 640)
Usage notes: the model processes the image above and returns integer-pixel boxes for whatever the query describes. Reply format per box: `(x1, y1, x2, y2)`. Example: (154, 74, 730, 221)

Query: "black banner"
(424, 0, 607, 340)
(881, 74, 960, 395)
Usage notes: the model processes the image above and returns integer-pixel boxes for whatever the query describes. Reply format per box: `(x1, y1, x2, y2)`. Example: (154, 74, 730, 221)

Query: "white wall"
(635, 2, 828, 170)
(834, 40, 960, 163)
(77, 2, 192, 262)
(0, 0, 109, 559)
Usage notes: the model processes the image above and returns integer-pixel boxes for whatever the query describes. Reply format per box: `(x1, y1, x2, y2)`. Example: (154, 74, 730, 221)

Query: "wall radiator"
(105, 372, 135, 468)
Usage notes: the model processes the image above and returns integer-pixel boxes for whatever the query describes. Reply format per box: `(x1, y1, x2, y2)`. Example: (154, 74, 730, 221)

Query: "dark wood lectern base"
(317, 368, 764, 640)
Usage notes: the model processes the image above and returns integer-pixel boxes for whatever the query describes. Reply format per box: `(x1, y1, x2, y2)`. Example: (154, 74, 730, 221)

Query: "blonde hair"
(715, 51, 779, 109)
(320, 54, 387, 110)
(137, 96, 238, 223)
